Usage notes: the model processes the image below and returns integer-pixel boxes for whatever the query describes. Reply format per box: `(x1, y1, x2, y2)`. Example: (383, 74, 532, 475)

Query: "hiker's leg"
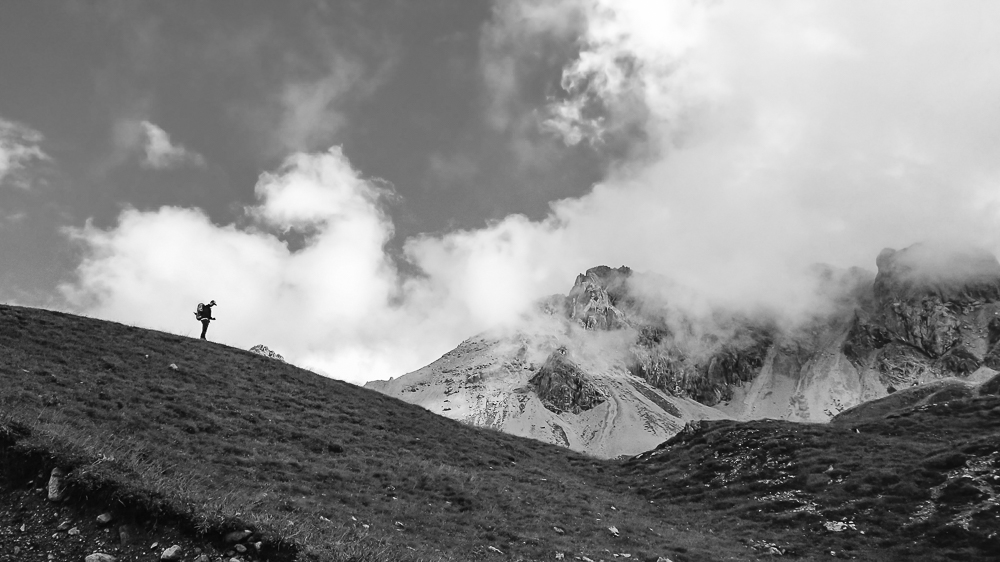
(201, 319, 209, 339)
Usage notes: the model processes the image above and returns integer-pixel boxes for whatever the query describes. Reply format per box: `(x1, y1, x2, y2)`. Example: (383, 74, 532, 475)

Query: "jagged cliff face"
(566, 266, 631, 330)
(843, 244, 1000, 389)
(367, 244, 1000, 458)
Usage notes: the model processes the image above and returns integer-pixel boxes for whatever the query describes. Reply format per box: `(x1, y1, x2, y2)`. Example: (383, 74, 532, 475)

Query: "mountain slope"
(4, 304, 999, 561)
(0, 304, 751, 562)
(619, 376, 1000, 561)
(371, 244, 1000, 458)
(366, 320, 724, 459)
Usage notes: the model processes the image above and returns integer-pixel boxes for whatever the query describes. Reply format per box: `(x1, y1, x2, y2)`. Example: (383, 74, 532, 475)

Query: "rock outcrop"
(843, 243, 1000, 385)
(529, 349, 605, 414)
(566, 266, 631, 330)
(249, 344, 284, 362)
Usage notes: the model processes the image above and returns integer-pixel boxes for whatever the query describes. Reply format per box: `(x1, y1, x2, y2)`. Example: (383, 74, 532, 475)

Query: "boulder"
(46, 467, 64, 502)
(160, 545, 183, 561)
(249, 344, 285, 362)
(85, 555, 116, 562)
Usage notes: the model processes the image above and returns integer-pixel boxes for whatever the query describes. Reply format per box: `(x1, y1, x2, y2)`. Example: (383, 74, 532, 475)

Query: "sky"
(2, 1, 1000, 383)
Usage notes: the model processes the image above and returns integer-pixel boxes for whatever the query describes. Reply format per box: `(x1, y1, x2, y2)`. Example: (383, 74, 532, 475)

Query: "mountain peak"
(567, 265, 632, 330)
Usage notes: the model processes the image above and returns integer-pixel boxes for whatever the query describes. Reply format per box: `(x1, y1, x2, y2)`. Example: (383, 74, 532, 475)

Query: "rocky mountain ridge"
(368, 243, 1000, 458)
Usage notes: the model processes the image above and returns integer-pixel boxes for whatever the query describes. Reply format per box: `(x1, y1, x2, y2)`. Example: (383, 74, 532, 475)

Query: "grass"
(619, 396, 1000, 560)
(4, 303, 999, 561)
(0, 304, 752, 561)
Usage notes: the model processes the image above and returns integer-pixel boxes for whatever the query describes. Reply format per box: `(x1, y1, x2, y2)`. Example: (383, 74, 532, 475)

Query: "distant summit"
(369, 243, 1000, 458)
(566, 265, 632, 330)
(249, 344, 284, 362)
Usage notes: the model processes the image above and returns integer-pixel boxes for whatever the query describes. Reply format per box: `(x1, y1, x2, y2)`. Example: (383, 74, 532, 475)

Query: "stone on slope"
(46, 467, 64, 502)
(160, 545, 183, 561)
(249, 344, 284, 362)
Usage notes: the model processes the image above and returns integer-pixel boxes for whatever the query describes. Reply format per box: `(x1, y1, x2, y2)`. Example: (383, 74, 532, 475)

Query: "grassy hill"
(0, 304, 749, 562)
(621, 391, 1000, 561)
(3, 304, 1000, 561)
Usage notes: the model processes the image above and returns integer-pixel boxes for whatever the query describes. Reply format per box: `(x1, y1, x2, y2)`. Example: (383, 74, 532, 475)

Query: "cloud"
(61, 147, 517, 383)
(139, 120, 205, 169)
(273, 56, 365, 154)
(62, 1, 1000, 384)
(485, 0, 1000, 309)
(0, 117, 48, 188)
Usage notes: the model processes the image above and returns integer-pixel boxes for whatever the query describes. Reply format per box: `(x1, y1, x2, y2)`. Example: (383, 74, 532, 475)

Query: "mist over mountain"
(369, 242, 1000, 457)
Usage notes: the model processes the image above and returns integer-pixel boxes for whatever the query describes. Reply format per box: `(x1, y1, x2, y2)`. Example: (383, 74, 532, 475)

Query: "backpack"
(194, 303, 206, 320)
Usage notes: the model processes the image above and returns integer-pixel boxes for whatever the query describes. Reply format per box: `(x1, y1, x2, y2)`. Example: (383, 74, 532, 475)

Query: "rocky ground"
(0, 471, 265, 562)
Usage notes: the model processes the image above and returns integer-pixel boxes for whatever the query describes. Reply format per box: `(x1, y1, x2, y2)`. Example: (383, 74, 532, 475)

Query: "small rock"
(234, 544, 247, 553)
(555, 553, 565, 560)
(13, 547, 20, 555)
(47, 467, 64, 502)
(19, 523, 25, 532)
(253, 541, 262, 550)
(193, 556, 210, 562)
(85, 554, 117, 562)
(608, 526, 620, 537)
(96, 512, 114, 526)
(168, 364, 178, 370)
(656, 558, 675, 562)
(224, 530, 252, 543)
(68, 527, 81, 536)
(56, 520, 72, 531)
(119, 525, 133, 546)
(161, 545, 183, 560)
(48, 555, 54, 560)
(229, 558, 241, 562)
(553, 526, 565, 534)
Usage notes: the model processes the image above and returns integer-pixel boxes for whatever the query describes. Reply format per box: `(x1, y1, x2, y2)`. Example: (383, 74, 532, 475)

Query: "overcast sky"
(3, 1, 1000, 383)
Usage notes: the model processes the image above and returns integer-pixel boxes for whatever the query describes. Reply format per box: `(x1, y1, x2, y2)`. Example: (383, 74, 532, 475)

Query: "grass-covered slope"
(620, 392, 1000, 561)
(0, 304, 750, 562)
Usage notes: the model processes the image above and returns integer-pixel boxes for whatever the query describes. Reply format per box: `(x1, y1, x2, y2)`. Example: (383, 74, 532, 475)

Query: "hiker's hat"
(209, 300, 217, 305)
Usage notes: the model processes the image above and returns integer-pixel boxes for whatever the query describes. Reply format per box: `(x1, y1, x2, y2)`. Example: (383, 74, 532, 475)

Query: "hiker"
(194, 300, 217, 340)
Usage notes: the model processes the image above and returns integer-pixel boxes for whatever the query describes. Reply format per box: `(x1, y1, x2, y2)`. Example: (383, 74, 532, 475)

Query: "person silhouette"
(194, 300, 217, 340)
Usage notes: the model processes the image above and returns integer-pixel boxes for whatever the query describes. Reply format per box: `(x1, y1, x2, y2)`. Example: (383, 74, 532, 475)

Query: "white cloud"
(504, 0, 1000, 306)
(0, 117, 48, 188)
(61, 147, 518, 383)
(274, 56, 363, 154)
(62, 1, 1000, 384)
(139, 120, 205, 169)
